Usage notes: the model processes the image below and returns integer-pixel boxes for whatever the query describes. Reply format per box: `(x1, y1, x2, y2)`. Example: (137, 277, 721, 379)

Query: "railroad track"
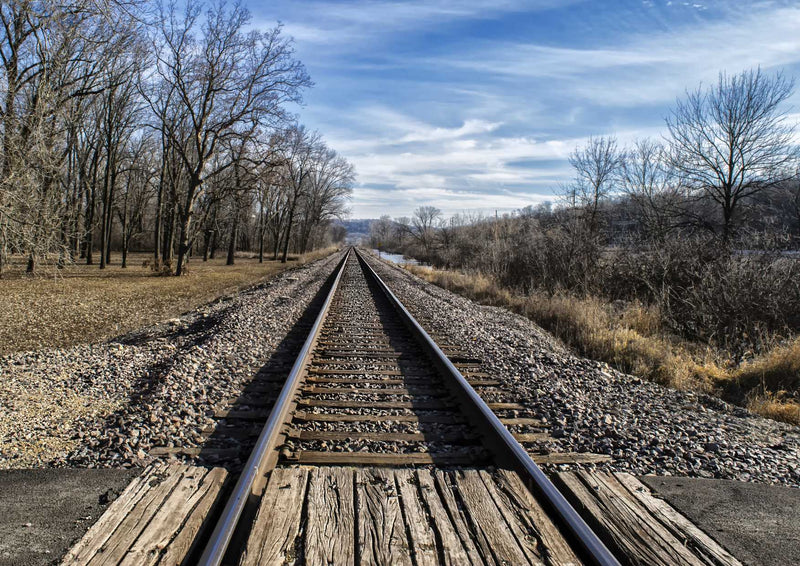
(197, 248, 618, 565)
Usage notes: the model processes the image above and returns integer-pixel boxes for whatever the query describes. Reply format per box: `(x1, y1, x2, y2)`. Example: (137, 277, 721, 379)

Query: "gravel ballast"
(0, 252, 343, 469)
(365, 252, 800, 486)
(2, 247, 799, 488)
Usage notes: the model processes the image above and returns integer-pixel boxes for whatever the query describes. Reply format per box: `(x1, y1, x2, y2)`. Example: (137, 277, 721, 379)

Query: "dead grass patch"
(404, 263, 799, 426)
(0, 248, 337, 355)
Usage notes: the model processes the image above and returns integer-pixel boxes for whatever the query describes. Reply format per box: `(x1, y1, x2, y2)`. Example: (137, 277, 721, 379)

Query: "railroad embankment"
(369, 253, 800, 485)
(1, 248, 797, 487)
(398, 262, 800, 426)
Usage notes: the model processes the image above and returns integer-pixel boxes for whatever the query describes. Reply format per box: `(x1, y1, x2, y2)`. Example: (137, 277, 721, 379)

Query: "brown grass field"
(403, 263, 800, 426)
(0, 249, 336, 355)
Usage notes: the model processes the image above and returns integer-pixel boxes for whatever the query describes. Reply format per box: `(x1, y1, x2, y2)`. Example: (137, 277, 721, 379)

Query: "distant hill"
(333, 218, 376, 244)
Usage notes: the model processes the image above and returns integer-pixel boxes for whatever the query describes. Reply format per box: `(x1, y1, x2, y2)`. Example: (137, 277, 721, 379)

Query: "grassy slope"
(401, 263, 800, 426)
(0, 249, 336, 355)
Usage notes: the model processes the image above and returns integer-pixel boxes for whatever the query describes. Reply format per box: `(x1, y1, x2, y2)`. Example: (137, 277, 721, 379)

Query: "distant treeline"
(0, 1, 353, 276)
(370, 68, 800, 358)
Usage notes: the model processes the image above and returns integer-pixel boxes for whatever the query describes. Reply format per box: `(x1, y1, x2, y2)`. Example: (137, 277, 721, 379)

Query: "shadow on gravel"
(356, 255, 485, 465)
(64, 301, 244, 465)
(63, 261, 338, 467)
(195, 261, 342, 471)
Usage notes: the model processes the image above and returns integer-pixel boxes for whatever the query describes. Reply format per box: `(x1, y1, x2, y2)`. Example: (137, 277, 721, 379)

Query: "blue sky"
(247, 0, 800, 218)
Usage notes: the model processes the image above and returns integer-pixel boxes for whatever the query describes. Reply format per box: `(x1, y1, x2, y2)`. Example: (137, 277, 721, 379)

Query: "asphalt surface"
(0, 468, 139, 566)
(640, 476, 800, 566)
(0, 468, 797, 565)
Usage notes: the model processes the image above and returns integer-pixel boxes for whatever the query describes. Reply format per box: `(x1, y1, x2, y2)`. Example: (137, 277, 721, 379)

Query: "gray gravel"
(365, 251, 800, 486)
(0, 252, 343, 469)
(3, 247, 799, 487)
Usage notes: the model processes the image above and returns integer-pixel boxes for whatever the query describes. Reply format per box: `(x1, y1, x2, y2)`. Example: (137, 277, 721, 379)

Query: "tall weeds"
(404, 263, 800, 425)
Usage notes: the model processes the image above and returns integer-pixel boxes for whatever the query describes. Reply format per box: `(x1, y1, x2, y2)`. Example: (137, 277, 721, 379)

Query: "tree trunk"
(84, 148, 100, 264)
(203, 229, 211, 261)
(258, 206, 265, 263)
(226, 204, 239, 266)
(153, 164, 165, 268)
(99, 152, 112, 269)
(281, 205, 295, 263)
(175, 177, 199, 276)
(121, 196, 129, 268)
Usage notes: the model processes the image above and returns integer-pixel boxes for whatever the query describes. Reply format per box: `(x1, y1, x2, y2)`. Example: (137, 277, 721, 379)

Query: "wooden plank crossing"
(240, 467, 739, 566)
(62, 462, 227, 566)
(240, 466, 583, 566)
(555, 471, 743, 566)
(66, 464, 742, 566)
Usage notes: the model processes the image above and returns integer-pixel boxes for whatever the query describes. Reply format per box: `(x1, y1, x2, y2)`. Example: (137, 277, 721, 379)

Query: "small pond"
(371, 250, 425, 266)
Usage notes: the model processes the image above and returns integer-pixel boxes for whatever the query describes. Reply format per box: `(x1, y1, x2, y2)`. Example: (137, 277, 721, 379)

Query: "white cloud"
(351, 186, 553, 218)
(428, 6, 800, 106)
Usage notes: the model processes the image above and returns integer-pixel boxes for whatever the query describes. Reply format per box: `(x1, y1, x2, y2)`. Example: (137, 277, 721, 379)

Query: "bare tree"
(620, 138, 681, 241)
(411, 205, 441, 256)
(154, 0, 310, 274)
(369, 215, 393, 250)
(298, 145, 354, 253)
(667, 68, 796, 242)
(276, 125, 319, 263)
(566, 135, 620, 230)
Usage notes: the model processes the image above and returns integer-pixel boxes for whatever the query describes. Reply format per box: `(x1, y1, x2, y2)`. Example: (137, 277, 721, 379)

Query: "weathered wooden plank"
(305, 377, 504, 386)
(473, 470, 548, 566)
(488, 470, 583, 566)
(157, 467, 228, 565)
(452, 469, 531, 565)
(298, 399, 454, 410)
(312, 359, 424, 366)
(530, 452, 612, 465)
(297, 399, 523, 411)
(512, 433, 550, 443)
(149, 446, 241, 458)
(293, 411, 464, 424)
(308, 368, 432, 376)
(305, 467, 356, 566)
(317, 338, 405, 344)
(288, 429, 477, 443)
(326, 322, 401, 328)
(394, 469, 438, 566)
(286, 451, 483, 466)
(500, 418, 547, 427)
(356, 468, 413, 566)
(307, 378, 413, 385)
(200, 423, 262, 437)
(321, 352, 407, 359)
(240, 468, 309, 566)
(85, 464, 189, 565)
(428, 471, 485, 565)
(303, 386, 442, 396)
(119, 467, 228, 566)
(615, 474, 743, 566)
(318, 348, 410, 360)
(486, 402, 527, 410)
(557, 471, 703, 565)
(62, 463, 169, 565)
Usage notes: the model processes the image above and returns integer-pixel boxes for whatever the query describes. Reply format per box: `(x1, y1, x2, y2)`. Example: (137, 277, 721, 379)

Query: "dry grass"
(404, 263, 799, 425)
(0, 248, 337, 355)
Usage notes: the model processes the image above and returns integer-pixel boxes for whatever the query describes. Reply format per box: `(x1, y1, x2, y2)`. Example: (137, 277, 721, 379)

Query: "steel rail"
(355, 248, 620, 566)
(197, 249, 351, 566)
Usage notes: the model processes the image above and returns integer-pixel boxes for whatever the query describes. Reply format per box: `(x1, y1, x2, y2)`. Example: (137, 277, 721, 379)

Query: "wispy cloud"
(425, 6, 800, 107)
(249, 0, 800, 218)
(266, 0, 581, 50)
